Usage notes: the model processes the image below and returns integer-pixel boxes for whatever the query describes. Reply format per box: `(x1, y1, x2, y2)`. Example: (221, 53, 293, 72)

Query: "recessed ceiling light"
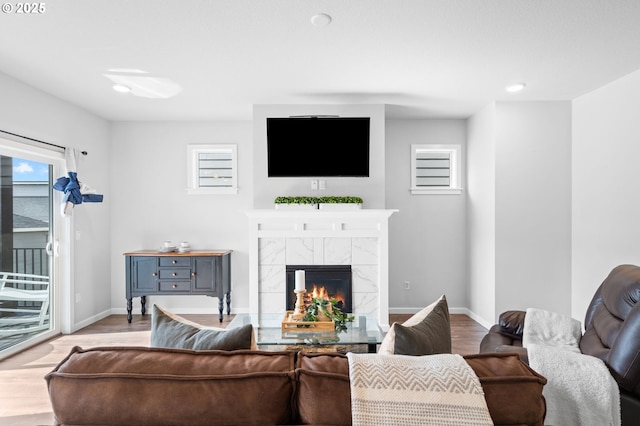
(505, 83, 527, 93)
(311, 13, 332, 27)
(112, 84, 131, 93)
(105, 72, 182, 99)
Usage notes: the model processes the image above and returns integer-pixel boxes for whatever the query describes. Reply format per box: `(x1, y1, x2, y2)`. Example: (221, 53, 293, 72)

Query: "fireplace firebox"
(285, 265, 352, 313)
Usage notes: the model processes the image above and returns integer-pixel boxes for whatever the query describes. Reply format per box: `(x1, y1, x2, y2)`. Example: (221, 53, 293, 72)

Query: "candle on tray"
(295, 270, 306, 292)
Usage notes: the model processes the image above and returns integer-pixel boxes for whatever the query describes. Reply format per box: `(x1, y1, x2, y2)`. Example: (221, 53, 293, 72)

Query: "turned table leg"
(141, 296, 147, 316)
(126, 298, 133, 323)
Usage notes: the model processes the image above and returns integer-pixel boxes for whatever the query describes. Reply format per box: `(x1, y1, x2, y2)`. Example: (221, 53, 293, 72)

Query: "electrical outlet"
(403, 281, 410, 290)
(311, 179, 318, 190)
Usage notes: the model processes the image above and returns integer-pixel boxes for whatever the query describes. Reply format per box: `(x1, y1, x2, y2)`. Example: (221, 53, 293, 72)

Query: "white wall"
(109, 121, 253, 314)
(572, 69, 640, 320)
(0, 71, 111, 329)
(385, 119, 468, 311)
(494, 102, 572, 317)
(466, 101, 572, 325)
(252, 104, 386, 208)
(467, 103, 496, 325)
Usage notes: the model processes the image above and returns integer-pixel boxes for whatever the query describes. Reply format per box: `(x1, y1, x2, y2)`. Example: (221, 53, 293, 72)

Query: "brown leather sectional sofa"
(46, 346, 546, 425)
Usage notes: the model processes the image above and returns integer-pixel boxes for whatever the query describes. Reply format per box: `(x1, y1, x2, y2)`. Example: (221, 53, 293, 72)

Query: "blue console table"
(124, 249, 232, 323)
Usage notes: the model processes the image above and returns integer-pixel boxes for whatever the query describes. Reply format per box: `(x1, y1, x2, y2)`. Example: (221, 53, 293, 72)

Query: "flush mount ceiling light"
(112, 83, 131, 93)
(311, 13, 332, 27)
(505, 82, 527, 93)
(104, 69, 182, 99)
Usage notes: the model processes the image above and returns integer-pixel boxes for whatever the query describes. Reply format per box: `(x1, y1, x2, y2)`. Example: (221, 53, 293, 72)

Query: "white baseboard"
(70, 309, 113, 334)
(109, 307, 251, 316)
(389, 306, 470, 315)
(389, 306, 492, 330)
(462, 308, 493, 330)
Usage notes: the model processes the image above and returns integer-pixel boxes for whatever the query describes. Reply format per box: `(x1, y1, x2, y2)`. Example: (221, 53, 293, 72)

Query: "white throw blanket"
(523, 308, 620, 426)
(347, 353, 493, 426)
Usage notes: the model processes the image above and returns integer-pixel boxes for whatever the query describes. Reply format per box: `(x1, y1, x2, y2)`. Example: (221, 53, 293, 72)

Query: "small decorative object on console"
(159, 240, 177, 253)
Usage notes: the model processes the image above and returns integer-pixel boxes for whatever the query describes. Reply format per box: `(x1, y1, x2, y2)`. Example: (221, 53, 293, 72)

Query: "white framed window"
(187, 144, 238, 195)
(410, 144, 462, 195)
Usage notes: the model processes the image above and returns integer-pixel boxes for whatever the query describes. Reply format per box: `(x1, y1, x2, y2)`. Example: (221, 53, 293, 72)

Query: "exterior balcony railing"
(13, 247, 48, 276)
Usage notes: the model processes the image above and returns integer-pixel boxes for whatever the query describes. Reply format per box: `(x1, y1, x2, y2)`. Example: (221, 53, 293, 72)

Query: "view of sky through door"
(13, 157, 49, 181)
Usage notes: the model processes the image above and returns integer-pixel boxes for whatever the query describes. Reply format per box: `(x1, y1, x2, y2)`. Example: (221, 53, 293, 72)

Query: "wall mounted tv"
(267, 117, 370, 177)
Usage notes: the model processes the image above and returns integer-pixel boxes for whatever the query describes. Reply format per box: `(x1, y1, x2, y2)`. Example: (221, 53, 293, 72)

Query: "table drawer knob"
(152, 273, 157, 277)
(172, 273, 177, 277)
(172, 284, 177, 289)
(172, 260, 177, 264)
(192, 272, 196, 277)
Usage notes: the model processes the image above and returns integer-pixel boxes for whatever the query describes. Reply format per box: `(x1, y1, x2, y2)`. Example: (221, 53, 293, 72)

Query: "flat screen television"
(267, 117, 370, 177)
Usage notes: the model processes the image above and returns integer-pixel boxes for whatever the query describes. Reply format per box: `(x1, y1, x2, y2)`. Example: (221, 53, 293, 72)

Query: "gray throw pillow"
(379, 295, 451, 356)
(150, 304, 254, 350)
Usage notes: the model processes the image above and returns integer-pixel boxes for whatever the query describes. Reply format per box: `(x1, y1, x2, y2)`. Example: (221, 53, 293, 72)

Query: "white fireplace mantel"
(246, 209, 397, 329)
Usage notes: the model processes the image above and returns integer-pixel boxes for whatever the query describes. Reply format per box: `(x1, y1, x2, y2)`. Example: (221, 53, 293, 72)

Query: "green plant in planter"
(274, 196, 319, 204)
(303, 297, 355, 332)
(317, 196, 363, 204)
(274, 196, 363, 205)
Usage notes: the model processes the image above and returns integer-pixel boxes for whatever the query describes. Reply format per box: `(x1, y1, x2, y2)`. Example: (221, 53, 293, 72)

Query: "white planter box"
(318, 203, 362, 210)
(274, 203, 318, 210)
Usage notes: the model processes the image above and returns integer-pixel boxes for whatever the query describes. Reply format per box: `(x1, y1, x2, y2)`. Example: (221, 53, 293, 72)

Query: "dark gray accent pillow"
(391, 295, 452, 356)
(150, 304, 254, 350)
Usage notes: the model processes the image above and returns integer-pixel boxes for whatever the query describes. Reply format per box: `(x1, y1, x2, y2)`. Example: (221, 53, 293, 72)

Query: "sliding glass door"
(0, 138, 66, 358)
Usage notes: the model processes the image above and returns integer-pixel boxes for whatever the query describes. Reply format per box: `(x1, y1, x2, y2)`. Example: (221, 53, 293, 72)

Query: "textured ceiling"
(1, 0, 639, 121)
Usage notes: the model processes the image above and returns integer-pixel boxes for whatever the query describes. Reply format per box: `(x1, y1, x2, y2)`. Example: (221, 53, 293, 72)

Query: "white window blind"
(187, 144, 238, 194)
(198, 151, 233, 188)
(411, 144, 462, 195)
(415, 151, 451, 187)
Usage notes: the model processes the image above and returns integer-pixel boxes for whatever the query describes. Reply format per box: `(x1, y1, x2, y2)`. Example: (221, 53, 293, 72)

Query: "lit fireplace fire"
(285, 265, 352, 313)
(306, 284, 346, 309)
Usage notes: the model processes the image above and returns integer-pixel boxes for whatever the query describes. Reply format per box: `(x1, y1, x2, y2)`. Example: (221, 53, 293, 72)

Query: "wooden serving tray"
(281, 311, 335, 330)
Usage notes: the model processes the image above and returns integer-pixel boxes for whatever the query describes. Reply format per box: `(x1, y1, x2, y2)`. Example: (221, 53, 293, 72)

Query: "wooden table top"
(123, 249, 232, 257)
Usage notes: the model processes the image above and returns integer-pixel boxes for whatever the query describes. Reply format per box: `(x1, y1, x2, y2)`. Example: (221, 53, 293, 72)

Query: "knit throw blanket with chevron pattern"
(347, 353, 493, 426)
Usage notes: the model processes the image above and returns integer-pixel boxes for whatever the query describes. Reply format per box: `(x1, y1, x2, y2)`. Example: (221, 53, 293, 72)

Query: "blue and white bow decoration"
(52, 148, 103, 216)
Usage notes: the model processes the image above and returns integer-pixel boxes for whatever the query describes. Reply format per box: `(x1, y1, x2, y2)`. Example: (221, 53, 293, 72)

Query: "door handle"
(46, 240, 60, 257)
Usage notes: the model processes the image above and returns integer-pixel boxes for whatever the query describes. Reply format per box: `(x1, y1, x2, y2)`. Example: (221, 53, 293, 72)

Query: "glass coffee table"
(227, 313, 384, 353)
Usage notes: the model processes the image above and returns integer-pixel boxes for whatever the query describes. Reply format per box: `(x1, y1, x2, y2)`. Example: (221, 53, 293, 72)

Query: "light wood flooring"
(0, 313, 487, 426)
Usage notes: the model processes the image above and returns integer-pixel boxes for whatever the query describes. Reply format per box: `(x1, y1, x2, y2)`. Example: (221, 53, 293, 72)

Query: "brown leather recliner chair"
(480, 264, 640, 425)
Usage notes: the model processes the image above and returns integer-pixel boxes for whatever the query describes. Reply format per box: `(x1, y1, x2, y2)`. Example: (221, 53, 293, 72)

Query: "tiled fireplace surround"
(247, 209, 397, 330)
